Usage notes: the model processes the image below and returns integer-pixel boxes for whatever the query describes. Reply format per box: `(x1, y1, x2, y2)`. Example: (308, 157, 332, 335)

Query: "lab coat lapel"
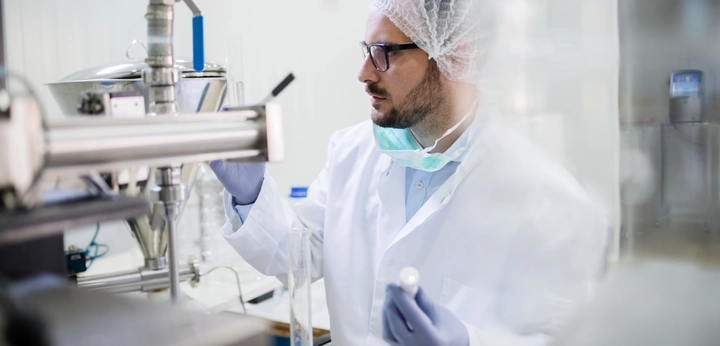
(376, 158, 406, 232)
(388, 178, 451, 248)
(387, 126, 491, 248)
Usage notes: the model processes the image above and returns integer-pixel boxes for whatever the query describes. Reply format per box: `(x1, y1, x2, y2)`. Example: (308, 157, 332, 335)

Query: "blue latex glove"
(382, 283, 469, 346)
(208, 160, 265, 205)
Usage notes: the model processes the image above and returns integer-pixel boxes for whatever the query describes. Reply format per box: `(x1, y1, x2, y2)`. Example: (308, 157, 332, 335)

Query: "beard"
(369, 61, 446, 129)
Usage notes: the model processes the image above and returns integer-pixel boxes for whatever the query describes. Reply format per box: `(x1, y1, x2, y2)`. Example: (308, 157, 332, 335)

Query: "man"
(211, 0, 608, 345)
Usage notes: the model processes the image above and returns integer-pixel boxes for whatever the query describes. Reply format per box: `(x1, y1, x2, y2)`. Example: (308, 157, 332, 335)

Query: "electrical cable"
(85, 223, 109, 270)
(201, 266, 247, 314)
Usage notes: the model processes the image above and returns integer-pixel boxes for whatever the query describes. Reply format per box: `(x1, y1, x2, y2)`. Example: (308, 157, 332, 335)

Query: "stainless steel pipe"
(144, 0, 181, 303)
(145, 0, 177, 115)
(77, 263, 198, 294)
(166, 213, 180, 300)
(1, 102, 283, 208)
(151, 165, 186, 303)
(41, 111, 270, 178)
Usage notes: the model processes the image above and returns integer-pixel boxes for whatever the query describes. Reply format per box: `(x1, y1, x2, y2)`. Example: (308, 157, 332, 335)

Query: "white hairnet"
(370, 0, 494, 85)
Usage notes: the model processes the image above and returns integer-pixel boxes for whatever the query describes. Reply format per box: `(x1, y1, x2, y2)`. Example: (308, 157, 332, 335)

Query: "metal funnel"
(124, 164, 199, 270)
(127, 202, 168, 270)
(47, 58, 227, 116)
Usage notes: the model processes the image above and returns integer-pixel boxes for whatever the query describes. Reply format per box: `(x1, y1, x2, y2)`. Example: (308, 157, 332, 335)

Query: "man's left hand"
(382, 283, 469, 346)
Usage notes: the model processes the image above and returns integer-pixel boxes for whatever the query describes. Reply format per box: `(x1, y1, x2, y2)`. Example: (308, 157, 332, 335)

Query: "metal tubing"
(145, 2, 176, 114)
(77, 264, 195, 294)
(1, 105, 281, 204)
(45, 111, 259, 128)
(78, 269, 148, 288)
(153, 166, 186, 304)
(166, 212, 180, 302)
(47, 128, 260, 163)
(41, 111, 266, 177)
(144, 0, 195, 305)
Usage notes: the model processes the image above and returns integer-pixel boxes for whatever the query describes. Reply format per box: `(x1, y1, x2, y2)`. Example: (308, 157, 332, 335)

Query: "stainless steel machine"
(0, 0, 287, 344)
(1, 2, 285, 305)
(47, 58, 227, 115)
(659, 70, 720, 229)
(618, 0, 720, 249)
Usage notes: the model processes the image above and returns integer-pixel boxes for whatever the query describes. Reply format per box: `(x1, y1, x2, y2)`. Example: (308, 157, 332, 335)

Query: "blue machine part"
(192, 15, 204, 72)
(65, 249, 87, 275)
(670, 70, 702, 97)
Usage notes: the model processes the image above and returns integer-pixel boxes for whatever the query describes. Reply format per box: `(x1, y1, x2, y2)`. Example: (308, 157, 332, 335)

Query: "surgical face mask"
(373, 103, 476, 172)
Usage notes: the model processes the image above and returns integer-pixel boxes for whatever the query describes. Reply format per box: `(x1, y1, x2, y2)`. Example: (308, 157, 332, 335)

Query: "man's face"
(358, 11, 446, 128)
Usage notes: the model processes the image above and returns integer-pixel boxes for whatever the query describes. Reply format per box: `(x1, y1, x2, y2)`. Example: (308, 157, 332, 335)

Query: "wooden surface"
(268, 320, 330, 340)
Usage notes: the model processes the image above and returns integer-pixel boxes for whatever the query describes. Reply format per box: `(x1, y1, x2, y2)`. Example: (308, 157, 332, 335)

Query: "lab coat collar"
(376, 110, 493, 246)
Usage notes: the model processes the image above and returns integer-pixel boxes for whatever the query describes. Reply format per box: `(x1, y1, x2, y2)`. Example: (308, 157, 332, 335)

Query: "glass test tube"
(288, 226, 313, 346)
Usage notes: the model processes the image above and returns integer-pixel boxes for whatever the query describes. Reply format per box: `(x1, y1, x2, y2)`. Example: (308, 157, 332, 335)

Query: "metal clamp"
(149, 184, 187, 204)
(142, 68, 179, 86)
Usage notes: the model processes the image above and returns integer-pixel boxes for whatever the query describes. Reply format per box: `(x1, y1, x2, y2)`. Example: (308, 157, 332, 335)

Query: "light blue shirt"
(404, 163, 460, 222)
(233, 197, 254, 223)
(233, 126, 472, 225)
(403, 126, 470, 222)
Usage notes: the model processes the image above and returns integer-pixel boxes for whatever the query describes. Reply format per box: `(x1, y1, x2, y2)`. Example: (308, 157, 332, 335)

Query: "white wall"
(4, 0, 372, 254)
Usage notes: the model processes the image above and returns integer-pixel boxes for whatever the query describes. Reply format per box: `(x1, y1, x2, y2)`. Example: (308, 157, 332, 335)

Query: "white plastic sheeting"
(479, 0, 620, 259)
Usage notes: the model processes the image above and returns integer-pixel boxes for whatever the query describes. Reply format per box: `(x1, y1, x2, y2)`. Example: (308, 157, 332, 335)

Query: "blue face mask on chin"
(372, 103, 476, 172)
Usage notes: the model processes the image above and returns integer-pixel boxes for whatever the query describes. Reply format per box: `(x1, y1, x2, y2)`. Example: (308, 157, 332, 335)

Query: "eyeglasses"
(360, 41, 420, 72)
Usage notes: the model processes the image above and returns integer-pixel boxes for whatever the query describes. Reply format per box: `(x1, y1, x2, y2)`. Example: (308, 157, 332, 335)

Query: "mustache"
(366, 84, 389, 98)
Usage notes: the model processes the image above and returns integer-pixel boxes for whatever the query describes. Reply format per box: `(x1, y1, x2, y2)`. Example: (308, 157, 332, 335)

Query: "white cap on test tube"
(399, 266, 420, 298)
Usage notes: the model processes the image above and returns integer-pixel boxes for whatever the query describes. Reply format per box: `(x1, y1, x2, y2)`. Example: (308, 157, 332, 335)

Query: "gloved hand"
(382, 283, 469, 346)
(208, 160, 266, 205)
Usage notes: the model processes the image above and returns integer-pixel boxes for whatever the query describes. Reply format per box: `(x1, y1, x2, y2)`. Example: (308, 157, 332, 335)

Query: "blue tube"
(192, 15, 204, 72)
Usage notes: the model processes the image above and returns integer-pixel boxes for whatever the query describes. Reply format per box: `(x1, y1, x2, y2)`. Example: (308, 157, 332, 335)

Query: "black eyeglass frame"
(360, 41, 420, 72)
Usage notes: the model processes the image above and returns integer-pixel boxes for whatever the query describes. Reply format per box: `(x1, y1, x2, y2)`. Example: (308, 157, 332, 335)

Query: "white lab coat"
(221, 117, 608, 346)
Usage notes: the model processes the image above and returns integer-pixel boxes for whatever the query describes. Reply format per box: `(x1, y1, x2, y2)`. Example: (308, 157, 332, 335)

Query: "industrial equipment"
(0, 0, 287, 344)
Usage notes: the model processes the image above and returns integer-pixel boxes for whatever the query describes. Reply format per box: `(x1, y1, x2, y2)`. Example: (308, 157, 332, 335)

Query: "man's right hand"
(208, 160, 266, 205)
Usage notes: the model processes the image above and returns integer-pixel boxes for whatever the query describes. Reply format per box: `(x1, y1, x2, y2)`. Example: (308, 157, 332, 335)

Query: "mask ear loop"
(412, 98, 479, 153)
